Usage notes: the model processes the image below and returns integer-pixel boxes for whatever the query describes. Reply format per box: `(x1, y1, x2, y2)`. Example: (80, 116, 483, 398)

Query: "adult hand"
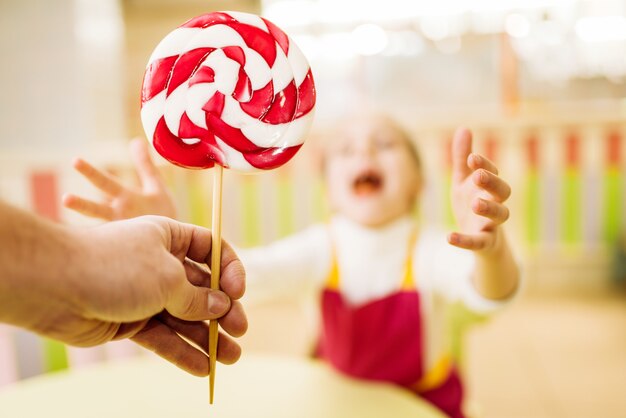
(0, 210, 246, 376)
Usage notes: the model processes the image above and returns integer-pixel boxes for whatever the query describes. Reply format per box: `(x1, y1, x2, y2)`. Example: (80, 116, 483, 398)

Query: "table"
(0, 354, 445, 418)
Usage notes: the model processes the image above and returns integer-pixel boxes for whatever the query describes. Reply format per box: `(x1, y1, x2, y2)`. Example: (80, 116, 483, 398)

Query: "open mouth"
(353, 170, 384, 196)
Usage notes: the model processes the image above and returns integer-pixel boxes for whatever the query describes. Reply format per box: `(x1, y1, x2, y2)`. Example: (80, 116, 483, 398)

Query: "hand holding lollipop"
(140, 11, 316, 403)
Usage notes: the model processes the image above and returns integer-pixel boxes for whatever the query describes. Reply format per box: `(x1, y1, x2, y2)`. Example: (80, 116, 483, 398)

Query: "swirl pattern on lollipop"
(140, 11, 316, 171)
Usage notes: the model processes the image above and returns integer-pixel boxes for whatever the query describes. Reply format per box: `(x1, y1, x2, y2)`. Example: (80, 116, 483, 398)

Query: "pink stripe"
(30, 171, 60, 222)
(0, 325, 18, 386)
(104, 340, 139, 361)
(66, 347, 103, 369)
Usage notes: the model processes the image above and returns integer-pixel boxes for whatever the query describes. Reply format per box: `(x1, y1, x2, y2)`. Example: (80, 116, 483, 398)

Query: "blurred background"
(1, 0, 625, 417)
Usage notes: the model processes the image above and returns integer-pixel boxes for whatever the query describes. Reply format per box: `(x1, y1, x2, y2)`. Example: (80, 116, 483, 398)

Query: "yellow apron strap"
(328, 226, 417, 291)
(403, 228, 452, 393)
(324, 226, 341, 290)
(325, 254, 340, 290)
(411, 353, 452, 393)
(400, 228, 418, 290)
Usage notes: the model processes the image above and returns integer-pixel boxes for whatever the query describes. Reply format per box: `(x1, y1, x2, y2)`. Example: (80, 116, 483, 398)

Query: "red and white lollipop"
(140, 11, 316, 404)
(140, 11, 316, 172)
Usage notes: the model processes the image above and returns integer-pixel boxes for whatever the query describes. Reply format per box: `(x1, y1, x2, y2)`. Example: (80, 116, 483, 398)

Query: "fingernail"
(477, 199, 486, 213)
(476, 169, 487, 184)
(208, 291, 230, 315)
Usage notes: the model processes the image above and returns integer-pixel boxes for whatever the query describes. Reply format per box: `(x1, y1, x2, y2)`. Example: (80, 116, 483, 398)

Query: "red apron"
(316, 233, 465, 418)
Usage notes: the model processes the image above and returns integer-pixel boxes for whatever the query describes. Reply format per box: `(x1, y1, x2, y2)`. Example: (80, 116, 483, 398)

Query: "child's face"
(324, 116, 422, 227)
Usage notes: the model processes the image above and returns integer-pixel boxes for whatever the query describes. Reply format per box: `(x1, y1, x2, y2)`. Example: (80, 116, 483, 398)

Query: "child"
(64, 113, 520, 418)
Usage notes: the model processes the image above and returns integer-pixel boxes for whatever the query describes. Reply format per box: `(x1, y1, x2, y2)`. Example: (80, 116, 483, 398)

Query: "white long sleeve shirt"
(238, 215, 516, 370)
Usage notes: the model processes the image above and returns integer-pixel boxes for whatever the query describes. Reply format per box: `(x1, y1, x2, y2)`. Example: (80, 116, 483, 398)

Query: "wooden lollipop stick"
(209, 164, 223, 404)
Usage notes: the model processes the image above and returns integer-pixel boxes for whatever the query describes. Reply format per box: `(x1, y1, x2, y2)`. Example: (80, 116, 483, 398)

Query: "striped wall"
(0, 121, 624, 385)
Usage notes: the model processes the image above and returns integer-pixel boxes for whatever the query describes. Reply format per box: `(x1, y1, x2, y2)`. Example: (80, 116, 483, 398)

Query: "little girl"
(64, 113, 520, 418)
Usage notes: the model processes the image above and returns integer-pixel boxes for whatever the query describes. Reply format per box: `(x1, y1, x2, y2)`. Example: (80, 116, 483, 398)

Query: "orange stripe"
(565, 132, 580, 169)
(526, 134, 539, 170)
(607, 130, 621, 167)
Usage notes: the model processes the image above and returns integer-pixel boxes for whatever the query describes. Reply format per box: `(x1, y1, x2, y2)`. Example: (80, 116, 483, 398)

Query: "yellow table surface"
(0, 354, 445, 418)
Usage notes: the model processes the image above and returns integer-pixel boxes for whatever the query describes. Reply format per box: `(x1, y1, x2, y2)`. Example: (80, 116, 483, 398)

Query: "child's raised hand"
(448, 127, 511, 252)
(63, 138, 177, 221)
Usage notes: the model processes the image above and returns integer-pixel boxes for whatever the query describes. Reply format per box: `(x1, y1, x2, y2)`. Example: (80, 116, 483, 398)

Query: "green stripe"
(604, 167, 621, 243)
(42, 339, 68, 372)
(240, 176, 260, 246)
(525, 170, 541, 245)
(312, 178, 328, 222)
(446, 302, 487, 365)
(562, 168, 581, 243)
(276, 175, 294, 238)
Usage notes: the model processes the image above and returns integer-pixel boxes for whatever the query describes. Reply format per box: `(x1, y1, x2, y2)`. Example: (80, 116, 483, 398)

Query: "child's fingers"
(62, 193, 114, 220)
(472, 169, 511, 202)
(472, 198, 510, 225)
(129, 138, 164, 193)
(73, 158, 123, 196)
(468, 153, 498, 175)
(447, 231, 493, 251)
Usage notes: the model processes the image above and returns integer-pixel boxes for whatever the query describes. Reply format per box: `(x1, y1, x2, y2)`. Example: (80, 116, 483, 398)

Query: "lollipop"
(140, 11, 316, 403)
(140, 11, 315, 172)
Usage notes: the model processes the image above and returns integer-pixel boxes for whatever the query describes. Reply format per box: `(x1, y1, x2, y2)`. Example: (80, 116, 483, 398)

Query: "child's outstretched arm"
(448, 127, 520, 300)
(63, 139, 177, 220)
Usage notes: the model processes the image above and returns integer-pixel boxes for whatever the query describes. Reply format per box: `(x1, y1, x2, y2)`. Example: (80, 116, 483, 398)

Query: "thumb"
(451, 127, 473, 183)
(166, 281, 231, 321)
(129, 138, 166, 193)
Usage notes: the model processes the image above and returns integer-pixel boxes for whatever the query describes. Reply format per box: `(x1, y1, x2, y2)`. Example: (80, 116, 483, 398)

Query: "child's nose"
(355, 141, 376, 158)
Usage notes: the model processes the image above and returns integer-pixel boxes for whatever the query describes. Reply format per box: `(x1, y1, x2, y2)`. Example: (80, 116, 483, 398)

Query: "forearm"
(0, 202, 82, 330)
(472, 228, 520, 300)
